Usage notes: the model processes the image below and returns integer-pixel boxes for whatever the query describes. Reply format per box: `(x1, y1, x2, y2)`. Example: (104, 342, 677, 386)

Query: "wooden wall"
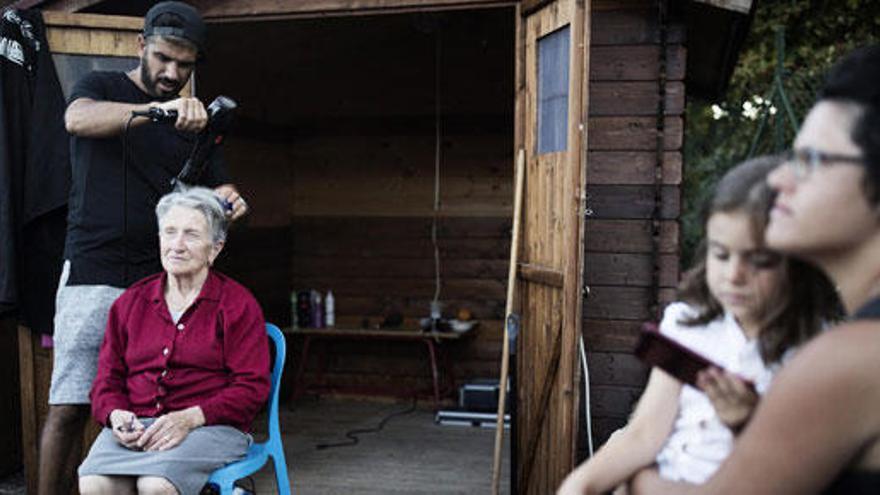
(201, 3, 684, 425)
(582, 2, 684, 448)
(202, 9, 516, 402)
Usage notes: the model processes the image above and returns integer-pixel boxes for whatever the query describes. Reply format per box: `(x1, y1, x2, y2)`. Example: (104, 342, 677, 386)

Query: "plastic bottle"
(313, 291, 324, 328)
(325, 290, 335, 327)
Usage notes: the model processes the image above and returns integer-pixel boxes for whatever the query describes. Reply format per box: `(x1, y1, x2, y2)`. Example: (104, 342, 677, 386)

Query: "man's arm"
(633, 325, 880, 495)
(65, 96, 208, 138)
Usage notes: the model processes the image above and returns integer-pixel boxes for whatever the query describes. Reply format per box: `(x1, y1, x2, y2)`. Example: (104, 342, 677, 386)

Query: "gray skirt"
(78, 419, 251, 495)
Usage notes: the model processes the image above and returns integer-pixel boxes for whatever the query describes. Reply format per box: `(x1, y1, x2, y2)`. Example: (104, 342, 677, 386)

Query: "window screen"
(537, 26, 570, 154)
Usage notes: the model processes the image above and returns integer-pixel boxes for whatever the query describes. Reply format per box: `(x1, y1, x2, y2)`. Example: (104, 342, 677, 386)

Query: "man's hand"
(156, 97, 208, 133)
(697, 367, 759, 431)
(214, 184, 248, 221)
(109, 409, 145, 450)
(137, 407, 205, 452)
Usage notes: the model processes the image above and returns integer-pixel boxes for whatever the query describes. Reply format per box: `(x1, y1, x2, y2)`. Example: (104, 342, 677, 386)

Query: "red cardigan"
(90, 270, 270, 432)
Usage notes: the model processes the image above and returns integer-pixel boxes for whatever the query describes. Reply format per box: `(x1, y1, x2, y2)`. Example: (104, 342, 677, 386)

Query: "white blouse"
(654, 302, 783, 484)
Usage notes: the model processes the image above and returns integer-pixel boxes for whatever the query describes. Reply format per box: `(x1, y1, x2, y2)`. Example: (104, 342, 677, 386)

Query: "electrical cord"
(315, 397, 418, 450)
(579, 334, 594, 457)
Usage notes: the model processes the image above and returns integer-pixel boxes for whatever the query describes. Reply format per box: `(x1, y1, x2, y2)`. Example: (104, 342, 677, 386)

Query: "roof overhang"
(681, 0, 756, 100)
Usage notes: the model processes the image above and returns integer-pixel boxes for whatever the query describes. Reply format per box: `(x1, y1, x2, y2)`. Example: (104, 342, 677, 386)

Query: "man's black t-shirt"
(65, 71, 228, 288)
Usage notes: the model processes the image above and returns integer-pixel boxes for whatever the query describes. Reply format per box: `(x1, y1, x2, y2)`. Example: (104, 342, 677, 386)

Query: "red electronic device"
(634, 323, 756, 391)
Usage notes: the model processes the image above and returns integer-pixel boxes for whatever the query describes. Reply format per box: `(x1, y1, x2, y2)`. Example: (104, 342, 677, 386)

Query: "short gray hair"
(156, 187, 228, 244)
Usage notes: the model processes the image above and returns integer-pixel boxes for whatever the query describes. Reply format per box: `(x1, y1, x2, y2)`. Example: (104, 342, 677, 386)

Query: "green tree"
(682, 0, 880, 264)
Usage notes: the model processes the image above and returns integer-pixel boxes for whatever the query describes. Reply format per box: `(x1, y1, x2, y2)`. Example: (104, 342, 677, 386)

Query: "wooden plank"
(293, 236, 512, 259)
(581, 318, 644, 353)
(191, 0, 516, 20)
(290, 277, 505, 300)
(292, 257, 509, 279)
(585, 185, 680, 220)
(584, 252, 679, 287)
(584, 286, 653, 320)
(588, 116, 683, 151)
(584, 219, 679, 253)
(585, 351, 648, 387)
(587, 151, 681, 185)
(41, 11, 142, 30)
(46, 26, 139, 56)
(290, 216, 511, 239)
(584, 286, 677, 321)
(517, 263, 564, 288)
(17, 326, 37, 495)
(590, 45, 686, 81)
(589, 81, 684, 116)
(591, 9, 686, 45)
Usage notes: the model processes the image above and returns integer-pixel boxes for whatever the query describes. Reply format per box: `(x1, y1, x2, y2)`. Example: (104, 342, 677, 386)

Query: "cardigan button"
(162, 347, 169, 356)
(177, 323, 184, 331)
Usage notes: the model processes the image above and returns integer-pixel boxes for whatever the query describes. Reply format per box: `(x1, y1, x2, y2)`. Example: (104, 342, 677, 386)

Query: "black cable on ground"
(315, 397, 418, 450)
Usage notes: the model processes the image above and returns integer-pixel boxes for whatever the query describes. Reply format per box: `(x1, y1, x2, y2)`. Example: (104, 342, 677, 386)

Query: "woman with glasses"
(631, 45, 880, 495)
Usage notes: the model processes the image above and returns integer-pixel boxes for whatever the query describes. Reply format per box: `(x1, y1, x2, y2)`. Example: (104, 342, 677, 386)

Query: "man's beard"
(139, 55, 181, 99)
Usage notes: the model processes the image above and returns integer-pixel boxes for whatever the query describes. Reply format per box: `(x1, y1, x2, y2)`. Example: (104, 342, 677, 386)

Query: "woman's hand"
(137, 406, 205, 452)
(697, 367, 758, 431)
(109, 409, 145, 450)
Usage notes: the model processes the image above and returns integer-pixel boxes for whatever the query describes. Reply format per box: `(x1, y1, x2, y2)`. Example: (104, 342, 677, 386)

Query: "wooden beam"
(41, 10, 142, 30)
(39, 0, 105, 12)
(17, 326, 37, 495)
(189, 0, 516, 21)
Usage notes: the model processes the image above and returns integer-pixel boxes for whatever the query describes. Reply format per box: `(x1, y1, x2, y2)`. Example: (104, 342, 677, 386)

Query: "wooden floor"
(247, 398, 511, 494)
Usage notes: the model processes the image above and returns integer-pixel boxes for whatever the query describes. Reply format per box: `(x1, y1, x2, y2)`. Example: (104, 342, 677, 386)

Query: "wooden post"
(491, 148, 525, 494)
(18, 325, 40, 495)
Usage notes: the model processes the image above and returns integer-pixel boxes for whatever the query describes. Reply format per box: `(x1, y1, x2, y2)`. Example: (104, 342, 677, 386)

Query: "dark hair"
(818, 45, 880, 205)
(677, 156, 841, 363)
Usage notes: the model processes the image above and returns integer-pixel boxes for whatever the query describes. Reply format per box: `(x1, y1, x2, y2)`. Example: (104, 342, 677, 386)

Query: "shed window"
(537, 25, 570, 154)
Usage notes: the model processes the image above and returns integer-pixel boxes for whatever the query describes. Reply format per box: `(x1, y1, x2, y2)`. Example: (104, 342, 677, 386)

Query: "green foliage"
(681, 0, 880, 265)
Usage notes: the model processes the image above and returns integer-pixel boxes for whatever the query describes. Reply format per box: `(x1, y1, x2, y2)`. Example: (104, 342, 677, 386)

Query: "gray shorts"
(49, 261, 125, 405)
(79, 418, 251, 495)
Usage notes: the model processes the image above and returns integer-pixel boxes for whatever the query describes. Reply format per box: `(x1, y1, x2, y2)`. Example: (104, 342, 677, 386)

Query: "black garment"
(65, 71, 228, 288)
(0, 9, 70, 334)
(821, 297, 880, 495)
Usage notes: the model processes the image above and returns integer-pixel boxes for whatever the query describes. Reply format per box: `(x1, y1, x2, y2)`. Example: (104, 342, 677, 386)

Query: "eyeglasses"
(783, 148, 863, 180)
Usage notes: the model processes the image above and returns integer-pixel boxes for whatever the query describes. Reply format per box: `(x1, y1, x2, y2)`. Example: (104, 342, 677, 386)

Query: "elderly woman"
(78, 187, 270, 495)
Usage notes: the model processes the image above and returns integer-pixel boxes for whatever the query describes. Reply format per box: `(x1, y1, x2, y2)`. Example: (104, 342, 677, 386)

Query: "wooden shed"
(3, 0, 753, 493)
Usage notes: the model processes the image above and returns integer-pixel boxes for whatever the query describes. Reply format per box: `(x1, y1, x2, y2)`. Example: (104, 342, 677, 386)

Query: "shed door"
(514, 0, 589, 493)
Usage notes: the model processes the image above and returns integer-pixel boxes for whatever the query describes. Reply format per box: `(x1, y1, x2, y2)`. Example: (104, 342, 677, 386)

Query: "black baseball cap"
(143, 1, 206, 56)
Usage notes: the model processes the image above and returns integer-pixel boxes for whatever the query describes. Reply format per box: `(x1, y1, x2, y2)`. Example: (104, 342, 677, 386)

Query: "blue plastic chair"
(206, 323, 291, 495)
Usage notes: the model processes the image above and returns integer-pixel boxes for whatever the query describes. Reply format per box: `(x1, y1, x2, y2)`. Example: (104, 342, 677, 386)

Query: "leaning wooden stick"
(491, 148, 525, 494)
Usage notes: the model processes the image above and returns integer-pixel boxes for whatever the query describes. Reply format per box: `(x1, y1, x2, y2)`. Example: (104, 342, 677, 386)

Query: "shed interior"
(199, 9, 516, 398)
